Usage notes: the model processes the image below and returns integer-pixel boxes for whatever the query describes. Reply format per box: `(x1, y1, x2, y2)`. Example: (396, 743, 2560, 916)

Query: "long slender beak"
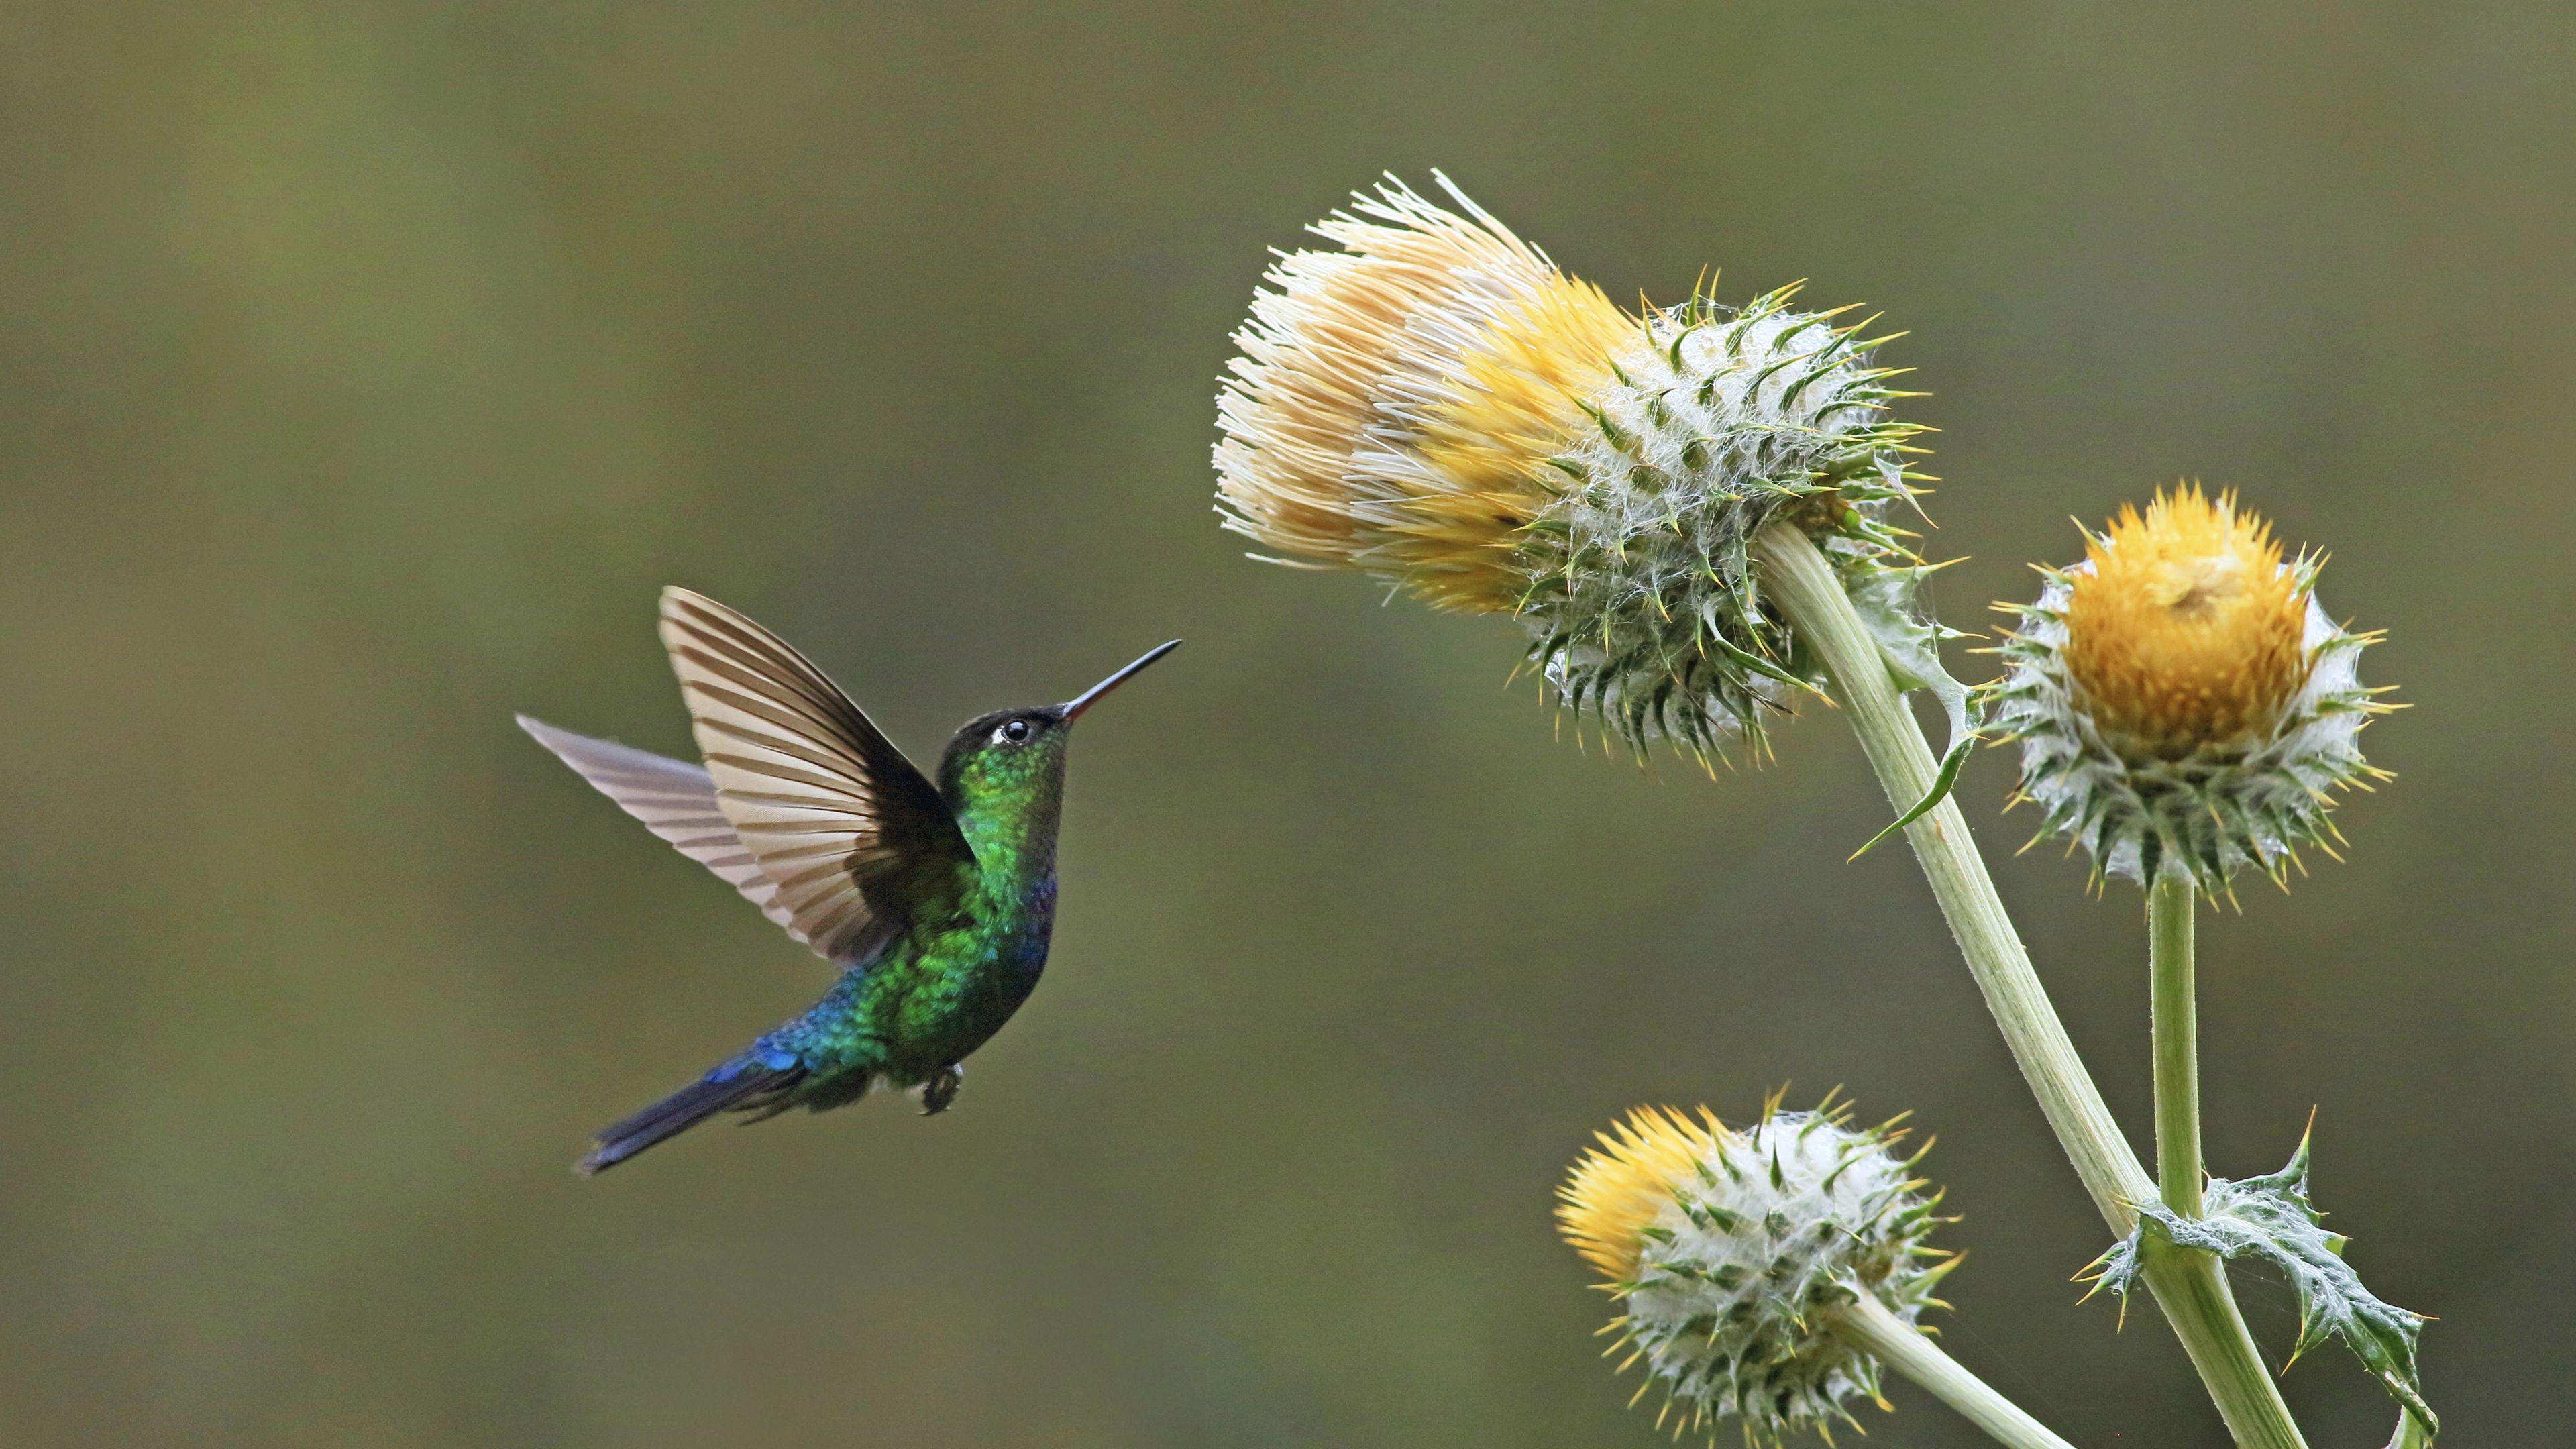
(1061, 639, 1181, 720)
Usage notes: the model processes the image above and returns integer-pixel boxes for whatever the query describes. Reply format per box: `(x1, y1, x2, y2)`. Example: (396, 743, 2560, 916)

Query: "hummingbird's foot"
(920, 1063, 964, 1116)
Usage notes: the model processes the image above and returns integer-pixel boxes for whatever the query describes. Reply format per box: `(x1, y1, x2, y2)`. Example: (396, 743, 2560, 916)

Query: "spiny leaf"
(2086, 1134, 2435, 1436)
(1833, 549, 1982, 858)
(1848, 736, 1970, 861)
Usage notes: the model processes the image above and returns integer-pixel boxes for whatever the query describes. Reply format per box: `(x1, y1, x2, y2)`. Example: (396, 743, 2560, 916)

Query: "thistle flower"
(1214, 175, 1948, 765)
(1992, 485, 2392, 891)
(1557, 1095, 1955, 1444)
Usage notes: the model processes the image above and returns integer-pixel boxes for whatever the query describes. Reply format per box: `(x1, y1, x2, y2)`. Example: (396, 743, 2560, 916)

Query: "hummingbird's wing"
(657, 586, 976, 963)
(514, 716, 809, 945)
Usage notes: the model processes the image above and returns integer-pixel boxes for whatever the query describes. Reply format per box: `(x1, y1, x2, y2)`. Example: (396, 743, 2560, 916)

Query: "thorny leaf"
(1834, 547, 1980, 857)
(2087, 1133, 2436, 1438)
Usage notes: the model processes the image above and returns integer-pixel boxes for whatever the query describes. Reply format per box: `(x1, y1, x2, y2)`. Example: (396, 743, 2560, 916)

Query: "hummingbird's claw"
(920, 1063, 964, 1116)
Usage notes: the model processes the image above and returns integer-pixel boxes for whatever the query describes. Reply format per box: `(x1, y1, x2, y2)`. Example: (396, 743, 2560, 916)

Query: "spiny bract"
(1558, 1097, 1955, 1445)
(1991, 486, 2392, 892)
(1214, 174, 1943, 766)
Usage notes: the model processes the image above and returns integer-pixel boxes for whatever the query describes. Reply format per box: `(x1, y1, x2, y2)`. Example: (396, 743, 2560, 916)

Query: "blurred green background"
(2, 3, 2567, 1444)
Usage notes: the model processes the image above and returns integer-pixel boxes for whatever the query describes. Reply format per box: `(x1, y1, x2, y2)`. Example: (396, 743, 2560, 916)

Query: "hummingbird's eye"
(998, 718, 1032, 745)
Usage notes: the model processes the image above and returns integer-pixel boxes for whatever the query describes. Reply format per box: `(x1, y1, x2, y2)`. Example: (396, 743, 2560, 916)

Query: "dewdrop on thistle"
(1214, 174, 1956, 767)
(1557, 1096, 1955, 1444)
(1991, 486, 2392, 892)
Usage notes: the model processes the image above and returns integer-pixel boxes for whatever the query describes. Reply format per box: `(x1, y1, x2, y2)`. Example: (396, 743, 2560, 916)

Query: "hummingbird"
(520, 586, 1178, 1174)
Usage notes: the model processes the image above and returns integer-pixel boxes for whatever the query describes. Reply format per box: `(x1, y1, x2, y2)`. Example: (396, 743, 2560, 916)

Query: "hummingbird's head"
(936, 641, 1180, 818)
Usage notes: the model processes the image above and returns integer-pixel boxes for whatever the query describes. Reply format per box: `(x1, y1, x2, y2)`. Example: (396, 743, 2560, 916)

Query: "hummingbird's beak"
(1061, 639, 1181, 721)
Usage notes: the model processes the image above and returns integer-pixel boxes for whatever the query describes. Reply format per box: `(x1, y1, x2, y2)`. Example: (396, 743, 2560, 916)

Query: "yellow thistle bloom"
(1559, 1105, 1735, 1282)
(2061, 486, 2306, 757)
(1214, 183, 1632, 614)
(1994, 486, 2392, 889)
(1215, 175, 1940, 763)
(1556, 1097, 1953, 1445)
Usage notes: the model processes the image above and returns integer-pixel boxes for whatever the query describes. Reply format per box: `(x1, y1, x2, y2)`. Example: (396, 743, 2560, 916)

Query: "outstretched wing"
(657, 586, 975, 962)
(515, 716, 807, 945)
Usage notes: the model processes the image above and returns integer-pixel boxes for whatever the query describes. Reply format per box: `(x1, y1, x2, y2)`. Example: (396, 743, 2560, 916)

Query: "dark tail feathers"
(576, 1063, 804, 1175)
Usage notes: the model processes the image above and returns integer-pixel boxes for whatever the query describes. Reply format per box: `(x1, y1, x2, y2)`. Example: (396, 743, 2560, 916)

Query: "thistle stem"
(1751, 521, 2306, 1449)
(1825, 1295, 2076, 1449)
(2149, 875, 2204, 1218)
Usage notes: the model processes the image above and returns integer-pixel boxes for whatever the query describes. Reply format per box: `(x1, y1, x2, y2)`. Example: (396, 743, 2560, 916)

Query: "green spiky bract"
(1609, 1097, 1955, 1445)
(2086, 1132, 2435, 1437)
(1991, 559, 2384, 891)
(1515, 286, 1965, 768)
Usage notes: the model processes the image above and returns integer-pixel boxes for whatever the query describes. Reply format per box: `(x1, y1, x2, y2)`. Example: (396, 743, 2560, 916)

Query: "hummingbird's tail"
(576, 1060, 805, 1175)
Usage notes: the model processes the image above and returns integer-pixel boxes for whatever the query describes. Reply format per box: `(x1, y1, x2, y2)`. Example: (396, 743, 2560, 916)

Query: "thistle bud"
(1214, 175, 1944, 765)
(1992, 485, 2392, 890)
(1557, 1097, 1955, 1444)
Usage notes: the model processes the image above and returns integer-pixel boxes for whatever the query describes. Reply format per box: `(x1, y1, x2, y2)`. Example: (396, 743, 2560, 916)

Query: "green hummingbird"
(520, 587, 1177, 1174)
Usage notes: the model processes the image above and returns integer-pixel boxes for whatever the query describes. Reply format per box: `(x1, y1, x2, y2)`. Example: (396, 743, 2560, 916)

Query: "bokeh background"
(3, 3, 2567, 1444)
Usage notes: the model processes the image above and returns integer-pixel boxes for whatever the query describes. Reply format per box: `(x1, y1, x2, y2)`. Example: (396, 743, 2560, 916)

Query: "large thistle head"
(1992, 485, 2393, 892)
(1214, 174, 1940, 766)
(1557, 1095, 1955, 1444)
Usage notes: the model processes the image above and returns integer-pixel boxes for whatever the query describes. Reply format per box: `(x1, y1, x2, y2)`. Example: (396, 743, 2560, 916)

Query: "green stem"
(1752, 521, 2306, 1449)
(2384, 1409, 2434, 1449)
(1825, 1295, 2077, 1449)
(2149, 875, 2204, 1218)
